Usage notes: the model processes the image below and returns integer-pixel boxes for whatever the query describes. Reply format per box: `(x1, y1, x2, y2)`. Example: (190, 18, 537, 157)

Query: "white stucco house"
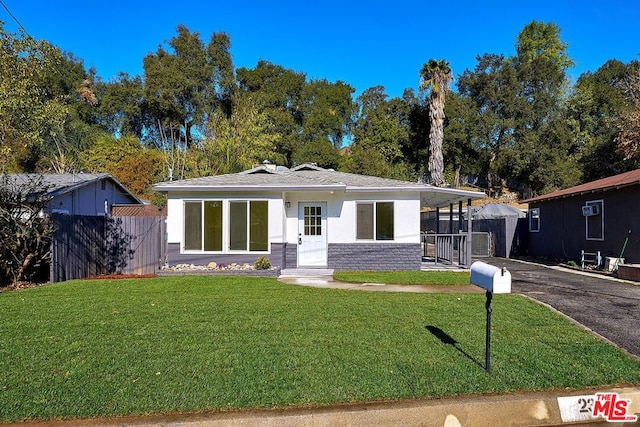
(153, 163, 484, 271)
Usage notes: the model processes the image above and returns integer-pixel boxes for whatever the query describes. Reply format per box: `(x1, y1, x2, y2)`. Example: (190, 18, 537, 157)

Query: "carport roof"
(523, 169, 640, 203)
(153, 163, 485, 208)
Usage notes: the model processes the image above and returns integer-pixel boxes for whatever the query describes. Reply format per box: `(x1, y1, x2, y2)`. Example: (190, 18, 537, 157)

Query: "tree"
(197, 91, 281, 175)
(420, 59, 453, 187)
(511, 21, 575, 195)
(95, 73, 146, 138)
(236, 61, 306, 166)
(81, 134, 164, 198)
(442, 92, 483, 187)
(344, 86, 412, 179)
(0, 23, 104, 174)
(615, 60, 640, 168)
(456, 21, 577, 196)
(143, 25, 234, 150)
(0, 175, 53, 287)
(293, 79, 354, 167)
(566, 60, 632, 181)
(0, 24, 69, 172)
(458, 54, 521, 192)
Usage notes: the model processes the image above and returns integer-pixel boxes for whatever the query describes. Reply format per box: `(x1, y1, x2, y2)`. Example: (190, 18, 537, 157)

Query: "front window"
(356, 202, 394, 241)
(185, 201, 204, 250)
(184, 200, 268, 252)
(529, 208, 540, 232)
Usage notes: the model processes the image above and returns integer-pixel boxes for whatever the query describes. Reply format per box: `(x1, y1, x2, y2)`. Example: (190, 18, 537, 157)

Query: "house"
(4, 173, 142, 216)
(523, 169, 640, 264)
(153, 163, 485, 271)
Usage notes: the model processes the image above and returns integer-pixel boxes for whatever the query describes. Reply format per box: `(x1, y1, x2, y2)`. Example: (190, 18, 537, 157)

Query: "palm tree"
(420, 59, 453, 187)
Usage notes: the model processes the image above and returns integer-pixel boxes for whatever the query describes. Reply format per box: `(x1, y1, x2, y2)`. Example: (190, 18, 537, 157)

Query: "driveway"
(483, 257, 640, 357)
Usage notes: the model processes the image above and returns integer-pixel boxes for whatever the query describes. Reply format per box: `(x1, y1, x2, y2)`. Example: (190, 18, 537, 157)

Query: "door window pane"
(376, 202, 394, 240)
(184, 201, 202, 250)
(250, 201, 268, 251)
(304, 204, 322, 236)
(204, 201, 222, 251)
(229, 201, 247, 250)
(356, 203, 374, 239)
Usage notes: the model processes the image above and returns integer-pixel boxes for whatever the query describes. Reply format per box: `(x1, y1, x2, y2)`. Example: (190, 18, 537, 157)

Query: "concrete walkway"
(278, 268, 483, 293)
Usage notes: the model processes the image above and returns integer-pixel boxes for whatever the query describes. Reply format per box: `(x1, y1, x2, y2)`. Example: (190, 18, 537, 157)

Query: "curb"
(7, 387, 638, 426)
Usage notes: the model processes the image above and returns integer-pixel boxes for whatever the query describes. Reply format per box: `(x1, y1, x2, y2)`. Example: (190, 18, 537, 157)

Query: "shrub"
(254, 256, 271, 270)
(0, 174, 53, 287)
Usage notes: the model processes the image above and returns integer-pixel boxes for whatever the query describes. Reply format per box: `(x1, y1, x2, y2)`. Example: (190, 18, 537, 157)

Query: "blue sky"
(2, 0, 639, 98)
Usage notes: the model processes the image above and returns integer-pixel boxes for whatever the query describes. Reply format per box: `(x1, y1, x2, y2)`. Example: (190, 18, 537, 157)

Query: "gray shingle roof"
(3, 173, 142, 203)
(152, 164, 485, 208)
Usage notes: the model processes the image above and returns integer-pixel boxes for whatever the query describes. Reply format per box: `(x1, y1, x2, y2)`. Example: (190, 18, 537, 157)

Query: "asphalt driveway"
(483, 257, 640, 357)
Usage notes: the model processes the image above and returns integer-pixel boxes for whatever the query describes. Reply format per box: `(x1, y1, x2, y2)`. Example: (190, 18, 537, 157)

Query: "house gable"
(3, 173, 142, 216)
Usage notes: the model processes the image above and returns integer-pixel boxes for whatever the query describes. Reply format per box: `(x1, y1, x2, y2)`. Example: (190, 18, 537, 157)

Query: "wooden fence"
(50, 214, 166, 282)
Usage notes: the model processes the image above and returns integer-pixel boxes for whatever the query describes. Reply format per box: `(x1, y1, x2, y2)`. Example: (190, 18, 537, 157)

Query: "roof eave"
(345, 186, 424, 193)
(525, 181, 640, 204)
(152, 184, 347, 192)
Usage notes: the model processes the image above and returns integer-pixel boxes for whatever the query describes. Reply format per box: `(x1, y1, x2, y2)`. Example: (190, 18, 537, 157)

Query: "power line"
(0, 0, 30, 37)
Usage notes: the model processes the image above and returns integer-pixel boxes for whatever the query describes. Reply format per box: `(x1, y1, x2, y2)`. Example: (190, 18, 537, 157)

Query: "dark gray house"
(523, 169, 640, 264)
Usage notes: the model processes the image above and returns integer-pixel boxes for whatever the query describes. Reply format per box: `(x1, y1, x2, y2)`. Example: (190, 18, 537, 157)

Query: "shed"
(467, 203, 527, 258)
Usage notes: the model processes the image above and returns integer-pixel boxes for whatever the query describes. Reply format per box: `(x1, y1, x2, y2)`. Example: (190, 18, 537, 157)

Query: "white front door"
(298, 202, 327, 267)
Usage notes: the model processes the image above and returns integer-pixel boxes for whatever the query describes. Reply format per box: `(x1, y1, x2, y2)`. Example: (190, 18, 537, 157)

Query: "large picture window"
(184, 200, 268, 252)
(356, 202, 394, 241)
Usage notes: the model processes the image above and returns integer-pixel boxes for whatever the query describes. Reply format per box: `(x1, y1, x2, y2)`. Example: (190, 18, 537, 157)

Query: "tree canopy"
(1, 21, 639, 201)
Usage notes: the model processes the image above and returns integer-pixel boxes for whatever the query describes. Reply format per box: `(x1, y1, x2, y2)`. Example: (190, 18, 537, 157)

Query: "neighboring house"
(153, 163, 485, 271)
(5, 173, 142, 216)
(523, 169, 640, 264)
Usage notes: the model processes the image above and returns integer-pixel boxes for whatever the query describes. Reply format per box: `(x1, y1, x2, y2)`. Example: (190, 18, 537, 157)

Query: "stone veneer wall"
(283, 243, 297, 270)
(328, 243, 421, 271)
(166, 243, 285, 268)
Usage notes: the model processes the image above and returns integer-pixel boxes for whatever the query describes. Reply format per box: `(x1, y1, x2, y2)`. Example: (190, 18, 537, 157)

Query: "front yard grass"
(334, 270, 470, 285)
(1, 275, 639, 421)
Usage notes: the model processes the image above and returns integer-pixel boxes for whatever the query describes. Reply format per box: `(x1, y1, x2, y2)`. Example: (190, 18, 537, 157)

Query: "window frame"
(529, 208, 540, 232)
(355, 201, 395, 241)
(183, 199, 270, 254)
(585, 199, 604, 241)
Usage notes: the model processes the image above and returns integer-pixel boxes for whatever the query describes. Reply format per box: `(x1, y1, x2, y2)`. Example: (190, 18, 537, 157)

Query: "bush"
(254, 256, 271, 270)
(0, 174, 53, 287)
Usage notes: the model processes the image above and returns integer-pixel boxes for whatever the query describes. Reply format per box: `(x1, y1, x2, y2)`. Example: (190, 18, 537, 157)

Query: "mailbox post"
(470, 261, 511, 373)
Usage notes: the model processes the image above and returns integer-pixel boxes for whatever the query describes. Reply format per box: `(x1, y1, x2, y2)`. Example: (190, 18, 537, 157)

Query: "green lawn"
(334, 270, 470, 285)
(1, 276, 639, 421)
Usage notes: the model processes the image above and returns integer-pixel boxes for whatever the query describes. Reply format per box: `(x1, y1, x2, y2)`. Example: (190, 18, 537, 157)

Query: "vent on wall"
(582, 204, 600, 216)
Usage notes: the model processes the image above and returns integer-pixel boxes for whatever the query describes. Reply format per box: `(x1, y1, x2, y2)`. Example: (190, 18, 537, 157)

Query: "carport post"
(466, 198, 472, 266)
(485, 290, 493, 373)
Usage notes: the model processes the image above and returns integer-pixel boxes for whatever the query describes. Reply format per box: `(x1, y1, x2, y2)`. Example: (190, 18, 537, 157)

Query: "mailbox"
(470, 261, 511, 294)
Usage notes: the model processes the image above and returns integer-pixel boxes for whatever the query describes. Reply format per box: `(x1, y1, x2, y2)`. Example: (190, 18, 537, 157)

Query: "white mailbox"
(470, 261, 511, 294)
